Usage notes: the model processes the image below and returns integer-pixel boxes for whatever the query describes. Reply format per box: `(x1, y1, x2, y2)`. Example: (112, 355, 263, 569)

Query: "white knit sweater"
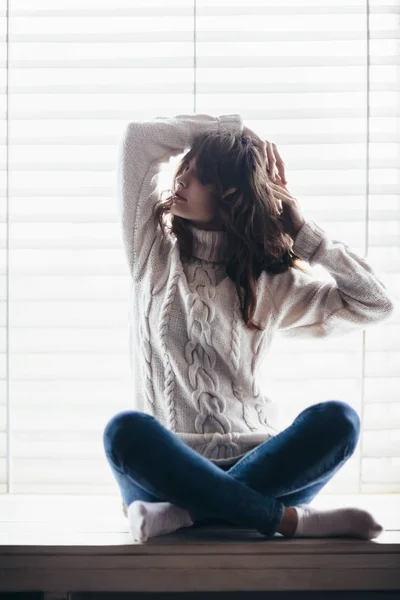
(116, 113, 395, 467)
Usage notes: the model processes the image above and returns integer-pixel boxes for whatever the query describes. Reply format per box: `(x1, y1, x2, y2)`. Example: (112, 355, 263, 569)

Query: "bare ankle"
(277, 507, 298, 537)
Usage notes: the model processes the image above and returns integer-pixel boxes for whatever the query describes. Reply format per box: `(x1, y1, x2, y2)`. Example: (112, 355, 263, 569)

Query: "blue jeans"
(103, 400, 360, 537)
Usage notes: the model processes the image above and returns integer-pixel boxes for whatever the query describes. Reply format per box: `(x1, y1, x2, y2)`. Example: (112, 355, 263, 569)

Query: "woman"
(103, 114, 393, 542)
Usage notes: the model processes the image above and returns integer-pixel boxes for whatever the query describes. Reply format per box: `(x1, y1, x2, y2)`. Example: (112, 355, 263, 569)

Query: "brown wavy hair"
(152, 128, 311, 331)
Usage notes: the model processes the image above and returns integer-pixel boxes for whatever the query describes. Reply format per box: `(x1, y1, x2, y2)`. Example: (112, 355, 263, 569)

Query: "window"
(2, 0, 398, 495)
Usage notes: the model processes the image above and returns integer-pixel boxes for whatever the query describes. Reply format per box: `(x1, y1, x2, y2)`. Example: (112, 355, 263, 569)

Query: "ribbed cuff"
(292, 220, 326, 263)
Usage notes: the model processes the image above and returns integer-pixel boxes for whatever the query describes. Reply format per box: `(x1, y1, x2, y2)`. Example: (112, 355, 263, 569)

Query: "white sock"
(128, 500, 194, 542)
(292, 504, 384, 540)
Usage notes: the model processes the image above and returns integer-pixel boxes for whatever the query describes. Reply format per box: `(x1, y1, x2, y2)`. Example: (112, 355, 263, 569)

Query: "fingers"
(272, 143, 287, 184)
(269, 180, 292, 201)
(266, 141, 286, 184)
(269, 181, 295, 218)
(243, 127, 286, 184)
(266, 141, 275, 177)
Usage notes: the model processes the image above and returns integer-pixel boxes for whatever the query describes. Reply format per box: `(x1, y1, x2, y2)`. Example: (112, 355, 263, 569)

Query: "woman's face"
(170, 156, 224, 231)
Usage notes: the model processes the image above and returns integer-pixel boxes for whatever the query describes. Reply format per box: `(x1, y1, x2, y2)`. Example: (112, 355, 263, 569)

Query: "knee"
(102, 410, 153, 452)
(320, 400, 361, 452)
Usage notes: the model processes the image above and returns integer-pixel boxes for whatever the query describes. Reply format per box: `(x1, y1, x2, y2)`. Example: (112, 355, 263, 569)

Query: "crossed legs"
(104, 400, 360, 538)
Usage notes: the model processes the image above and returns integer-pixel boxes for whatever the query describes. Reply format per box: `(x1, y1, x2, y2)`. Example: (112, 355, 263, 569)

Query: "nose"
(177, 163, 191, 188)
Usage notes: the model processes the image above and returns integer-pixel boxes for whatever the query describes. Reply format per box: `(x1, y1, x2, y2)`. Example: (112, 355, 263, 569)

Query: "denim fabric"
(103, 400, 360, 537)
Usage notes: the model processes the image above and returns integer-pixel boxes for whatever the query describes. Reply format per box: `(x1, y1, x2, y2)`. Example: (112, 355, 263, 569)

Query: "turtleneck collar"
(186, 223, 229, 263)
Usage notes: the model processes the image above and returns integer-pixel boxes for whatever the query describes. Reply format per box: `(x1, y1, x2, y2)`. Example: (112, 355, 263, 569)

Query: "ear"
(222, 187, 238, 199)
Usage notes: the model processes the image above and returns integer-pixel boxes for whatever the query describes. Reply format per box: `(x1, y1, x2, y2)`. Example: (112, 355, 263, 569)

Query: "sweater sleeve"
(269, 219, 395, 339)
(116, 113, 243, 279)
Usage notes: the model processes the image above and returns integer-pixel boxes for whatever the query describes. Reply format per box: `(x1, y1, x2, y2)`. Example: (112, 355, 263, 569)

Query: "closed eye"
(184, 162, 198, 178)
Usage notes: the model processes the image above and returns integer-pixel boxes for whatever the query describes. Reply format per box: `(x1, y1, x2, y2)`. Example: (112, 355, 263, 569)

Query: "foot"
(127, 500, 194, 542)
(292, 504, 384, 540)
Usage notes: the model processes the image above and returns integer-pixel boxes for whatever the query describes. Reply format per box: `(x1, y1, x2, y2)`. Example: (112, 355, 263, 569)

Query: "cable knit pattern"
(184, 261, 239, 458)
(159, 261, 183, 431)
(139, 285, 155, 416)
(116, 113, 395, 467)
(230, 293, 259, 433)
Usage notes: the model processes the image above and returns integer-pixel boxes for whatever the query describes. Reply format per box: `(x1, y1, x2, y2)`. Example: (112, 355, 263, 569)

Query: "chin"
(171, 205, 188, 215)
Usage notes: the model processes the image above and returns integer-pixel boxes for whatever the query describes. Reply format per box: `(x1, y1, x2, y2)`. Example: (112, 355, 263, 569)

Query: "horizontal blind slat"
(9, 6, 400, 17)
(8, 31, 400, 43)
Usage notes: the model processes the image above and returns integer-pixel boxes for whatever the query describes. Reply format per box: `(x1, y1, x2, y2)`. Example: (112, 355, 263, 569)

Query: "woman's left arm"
(265, 180, 395, 339)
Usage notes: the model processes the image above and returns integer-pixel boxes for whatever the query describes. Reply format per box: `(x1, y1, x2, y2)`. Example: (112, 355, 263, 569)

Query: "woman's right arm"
(117, 114, 243, 280)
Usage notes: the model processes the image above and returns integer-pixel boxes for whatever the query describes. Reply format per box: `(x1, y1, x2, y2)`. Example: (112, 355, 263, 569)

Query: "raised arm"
(116, 114, 243, 279)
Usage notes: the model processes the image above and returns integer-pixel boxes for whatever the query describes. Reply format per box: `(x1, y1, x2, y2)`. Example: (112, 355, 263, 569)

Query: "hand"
(265, 140, 287, 185)
(242, 125, 303, 237)
(242, 125, 287, 184)
(269, 179, 306, 240)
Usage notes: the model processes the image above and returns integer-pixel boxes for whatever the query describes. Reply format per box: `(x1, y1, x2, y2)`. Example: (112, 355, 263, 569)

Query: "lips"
(173, 191, 186, 200)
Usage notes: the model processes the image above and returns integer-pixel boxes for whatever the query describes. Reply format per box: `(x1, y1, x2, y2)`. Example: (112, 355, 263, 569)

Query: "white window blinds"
(1, 0, 399, 495)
